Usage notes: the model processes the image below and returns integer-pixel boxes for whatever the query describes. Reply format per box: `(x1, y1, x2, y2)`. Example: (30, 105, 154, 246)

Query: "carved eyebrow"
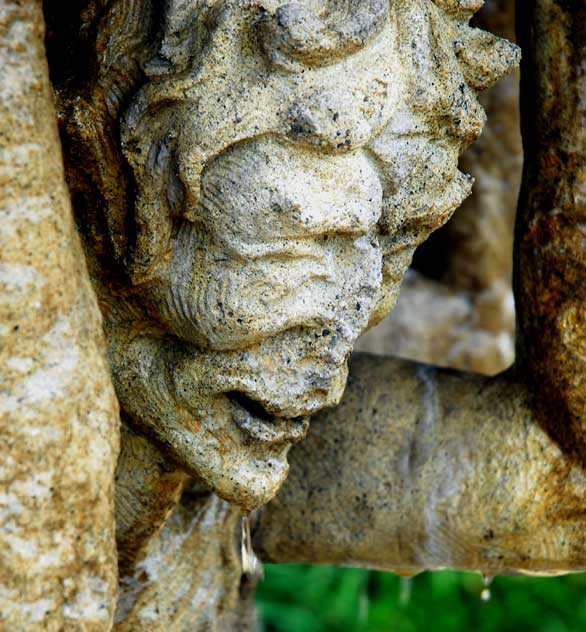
(261, 0, 388, 69)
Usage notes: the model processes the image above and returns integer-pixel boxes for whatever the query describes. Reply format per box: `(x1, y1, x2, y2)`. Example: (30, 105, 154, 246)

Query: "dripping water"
(241, 513, 264, 580)
(480, 574, 493, 602)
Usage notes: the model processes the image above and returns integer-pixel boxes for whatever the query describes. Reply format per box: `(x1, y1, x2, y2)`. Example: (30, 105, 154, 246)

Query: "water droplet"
(480, 574, 493, 602)
(241, 513, 264, 580)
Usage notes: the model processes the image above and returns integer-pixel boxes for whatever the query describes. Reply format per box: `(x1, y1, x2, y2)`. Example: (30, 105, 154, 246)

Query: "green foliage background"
(255, 565, 586, 632)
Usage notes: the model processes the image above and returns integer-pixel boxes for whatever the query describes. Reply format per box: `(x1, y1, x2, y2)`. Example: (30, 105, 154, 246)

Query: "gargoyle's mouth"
(227, 391, 309, 445)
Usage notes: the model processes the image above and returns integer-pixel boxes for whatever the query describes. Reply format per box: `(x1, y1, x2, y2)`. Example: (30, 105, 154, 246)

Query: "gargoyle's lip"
(228, 391, 310, 445)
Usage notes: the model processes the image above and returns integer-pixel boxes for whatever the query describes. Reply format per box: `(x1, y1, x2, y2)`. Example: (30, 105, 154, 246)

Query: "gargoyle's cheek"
(367, 249, 419, 329)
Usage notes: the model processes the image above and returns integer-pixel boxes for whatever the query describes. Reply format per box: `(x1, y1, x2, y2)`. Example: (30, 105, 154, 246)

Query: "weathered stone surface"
(114, 489, 254, 632)
(114, 425, 188, 578)
(356, 269, 515, 374)
(357, 0, 520, 377)
(0, 2, 120, 629)
(515, 1, 586, 467)
(448, 0, 520, 293)
(50, 0, 519, 515)
(257, 354, 586, 575)
(1, 0, 529, 628)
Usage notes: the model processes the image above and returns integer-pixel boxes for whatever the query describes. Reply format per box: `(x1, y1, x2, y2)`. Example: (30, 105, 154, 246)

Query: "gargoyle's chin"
(196, 445, 294, 511)
(162, 405, 308, 510)
(205, 444, 293, 511)
(110, 331, 318, 509)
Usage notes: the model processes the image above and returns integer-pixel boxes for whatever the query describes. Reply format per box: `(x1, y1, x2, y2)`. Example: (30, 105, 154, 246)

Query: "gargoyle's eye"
(261, 0, 388, 71)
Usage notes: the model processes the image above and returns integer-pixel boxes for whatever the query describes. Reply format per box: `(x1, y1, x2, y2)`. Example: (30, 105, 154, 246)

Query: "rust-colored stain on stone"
(516, 0, 586, 470)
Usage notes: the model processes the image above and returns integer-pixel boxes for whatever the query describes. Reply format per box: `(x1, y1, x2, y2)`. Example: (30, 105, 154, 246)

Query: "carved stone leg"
(256, 354, 586, 575)
(0, 2, 120, 628)
(114, 423, 188, 577)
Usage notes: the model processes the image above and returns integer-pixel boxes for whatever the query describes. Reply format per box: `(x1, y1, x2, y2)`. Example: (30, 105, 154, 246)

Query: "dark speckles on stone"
(290, 118, 316, 135)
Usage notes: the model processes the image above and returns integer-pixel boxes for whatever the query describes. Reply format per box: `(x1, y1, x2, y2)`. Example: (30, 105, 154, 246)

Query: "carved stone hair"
(56, 0, 518, 281)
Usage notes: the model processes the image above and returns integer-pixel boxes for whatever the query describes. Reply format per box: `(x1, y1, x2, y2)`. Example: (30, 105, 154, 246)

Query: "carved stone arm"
(255, 353, 586, 576)
(255, 0, 586, 579)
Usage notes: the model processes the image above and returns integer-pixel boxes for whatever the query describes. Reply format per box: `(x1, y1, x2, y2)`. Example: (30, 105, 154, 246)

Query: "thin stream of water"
(399, 577, 413, 607)
(241, 513, 264, 580)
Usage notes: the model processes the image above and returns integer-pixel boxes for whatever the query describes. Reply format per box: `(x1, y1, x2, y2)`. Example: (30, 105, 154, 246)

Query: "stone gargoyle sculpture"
(19, 0, 586, 629)
(53, 0, 518, 510)
(40, 0, 522, 627)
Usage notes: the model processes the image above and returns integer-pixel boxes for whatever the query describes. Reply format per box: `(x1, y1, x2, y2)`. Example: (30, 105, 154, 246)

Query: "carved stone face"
(67, 0, 518, 509)
(154, 136, 384, 350)
(112, 136, 384, 507)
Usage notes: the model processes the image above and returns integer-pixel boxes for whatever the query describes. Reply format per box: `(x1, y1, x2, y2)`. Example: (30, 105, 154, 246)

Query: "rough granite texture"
(0, 2, 120, 629)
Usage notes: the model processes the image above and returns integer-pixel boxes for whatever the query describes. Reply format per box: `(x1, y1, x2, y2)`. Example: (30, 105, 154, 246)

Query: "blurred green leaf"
(256, 566, 586, 632)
